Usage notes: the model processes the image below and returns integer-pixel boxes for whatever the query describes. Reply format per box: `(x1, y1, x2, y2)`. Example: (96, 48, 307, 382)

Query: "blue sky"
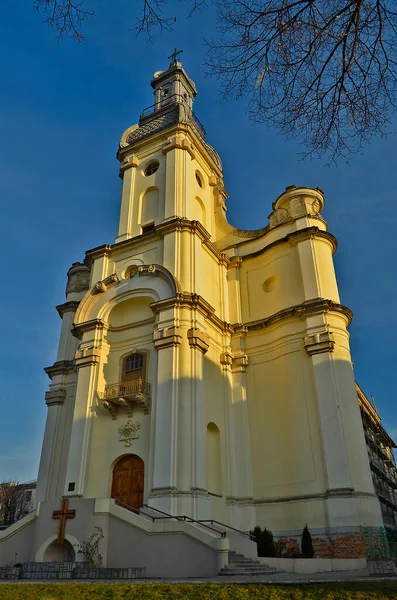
(1, 1, 396, 482)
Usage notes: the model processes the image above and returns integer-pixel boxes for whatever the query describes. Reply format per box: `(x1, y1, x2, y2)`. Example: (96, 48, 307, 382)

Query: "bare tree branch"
(205, 0, 397, 163)
(33, 0, 397, 162)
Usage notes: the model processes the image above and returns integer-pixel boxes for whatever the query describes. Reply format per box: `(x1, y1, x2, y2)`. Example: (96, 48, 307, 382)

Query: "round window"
(126, 265, 139, 279)
(144, 161, 160, 176)
(195, 171, 203, 188)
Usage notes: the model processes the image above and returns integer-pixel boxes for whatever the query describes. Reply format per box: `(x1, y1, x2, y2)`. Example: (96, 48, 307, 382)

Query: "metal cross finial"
(168, 48, 183, 64)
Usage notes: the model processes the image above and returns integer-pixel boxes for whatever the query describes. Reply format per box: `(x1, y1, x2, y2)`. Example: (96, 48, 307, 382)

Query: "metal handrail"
(141, 504, 225, 537)
(100, 379, 151, 400)
(140, 94, 206, 136)
(197, 519, 255, 540)
(112, 500, 225, 537)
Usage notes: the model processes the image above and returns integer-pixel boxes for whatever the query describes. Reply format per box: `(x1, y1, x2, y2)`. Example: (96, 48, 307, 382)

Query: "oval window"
(144, 161, 160, 177)
(195, 171, 203, 188)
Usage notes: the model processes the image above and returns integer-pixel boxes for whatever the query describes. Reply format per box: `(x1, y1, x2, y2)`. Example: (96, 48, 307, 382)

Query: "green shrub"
(0, 583, 396, 600)
(301, 524, 315, 558)
(250, 525, 276, 557)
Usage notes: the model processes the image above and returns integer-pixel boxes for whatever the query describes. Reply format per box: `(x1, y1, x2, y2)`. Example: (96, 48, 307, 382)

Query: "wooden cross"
(52, 499, 76, 545)
(168, 48, 183, 64)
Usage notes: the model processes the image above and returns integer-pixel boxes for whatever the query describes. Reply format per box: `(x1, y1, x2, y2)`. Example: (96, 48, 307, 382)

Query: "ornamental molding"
(231, 352, 248, 373)
(304, 331, 335, 356)
(56, 301, 80, 319)
(220, 352, 233, 370)
(74, 346, 101, 367)
(156, 218, 229, 266)
(224, 226, 337, 259)
(93, 273, 120, 295)
(187, 328, 209, 354)
(84, 244, 112, 267)
(162, 134, 196, 159)
(137, 263, 182, 295)
(153, 326, 182, 349)
(227, 256, 243, 270)
(44, 360, 76, 380)
(95, 218, 227, 267)
(45, 388, 67, 406)
(72, 318, 109, 340)
(119, 154, 140, 176)
(150, 293, 234, 335)
(118, 419, 141, 447)
(238, 299, 353, 332)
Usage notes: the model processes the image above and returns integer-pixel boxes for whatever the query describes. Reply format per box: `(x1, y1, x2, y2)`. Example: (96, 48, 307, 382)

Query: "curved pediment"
(73, 264, 181, 328)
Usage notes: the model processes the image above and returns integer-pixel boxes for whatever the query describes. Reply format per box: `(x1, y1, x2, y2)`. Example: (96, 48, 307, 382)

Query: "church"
(0, 57, 385, 577)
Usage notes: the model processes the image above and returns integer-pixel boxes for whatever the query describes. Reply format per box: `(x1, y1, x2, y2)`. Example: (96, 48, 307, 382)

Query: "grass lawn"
(0, 582, 397, 599)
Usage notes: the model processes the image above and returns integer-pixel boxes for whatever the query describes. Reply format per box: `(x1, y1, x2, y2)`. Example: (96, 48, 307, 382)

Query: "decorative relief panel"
(118, 420, 141, 447)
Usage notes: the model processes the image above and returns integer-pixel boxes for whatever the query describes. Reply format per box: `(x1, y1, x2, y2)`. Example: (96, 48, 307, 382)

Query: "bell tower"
(115, 57, 223, 249)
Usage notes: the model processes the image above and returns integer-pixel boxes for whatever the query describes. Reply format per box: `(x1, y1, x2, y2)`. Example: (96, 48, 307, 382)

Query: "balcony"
(98, 379, 151, 419)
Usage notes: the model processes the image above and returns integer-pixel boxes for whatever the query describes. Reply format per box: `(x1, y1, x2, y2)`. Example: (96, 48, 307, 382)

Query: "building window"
(144, 161, 160, 177)
(123, 352, 146, 382)
(195, 171, 203, 188)
(125, 265, 138, 279)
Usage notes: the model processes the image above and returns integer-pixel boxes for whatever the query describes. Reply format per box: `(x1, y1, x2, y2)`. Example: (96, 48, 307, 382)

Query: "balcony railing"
(139, 94, 206, 136)
(101, 379, 151, 400)
(99, 379, 151, 418)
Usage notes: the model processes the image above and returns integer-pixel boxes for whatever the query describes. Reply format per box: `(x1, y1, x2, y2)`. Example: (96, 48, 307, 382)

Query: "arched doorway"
(43, 539, 75, 562)
(111, 454, 144, 509)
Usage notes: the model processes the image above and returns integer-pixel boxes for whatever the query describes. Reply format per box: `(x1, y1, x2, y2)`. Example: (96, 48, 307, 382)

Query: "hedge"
(0, 583, 397, 600)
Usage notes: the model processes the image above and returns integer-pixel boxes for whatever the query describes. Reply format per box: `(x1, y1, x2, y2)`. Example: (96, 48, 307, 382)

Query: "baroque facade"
(0, 59, 389, 574)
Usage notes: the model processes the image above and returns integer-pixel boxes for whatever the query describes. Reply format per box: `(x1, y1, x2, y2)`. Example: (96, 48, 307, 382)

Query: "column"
(223, 330, 254, 530)
(63, 320, 108, 497)
(149, 327, 181, 513)
(115, 155, 139, 242)
(187, 327, 211, 519)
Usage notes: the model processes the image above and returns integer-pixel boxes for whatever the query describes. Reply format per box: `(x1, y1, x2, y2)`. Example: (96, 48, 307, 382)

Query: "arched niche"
(108, 296, 154, 328)
(140, 187, 159, 226)
(74, 264, 181, 327)
(43, 538, 75, 562)
(194, 196, 207, 229)
(206, 422, 222, 495)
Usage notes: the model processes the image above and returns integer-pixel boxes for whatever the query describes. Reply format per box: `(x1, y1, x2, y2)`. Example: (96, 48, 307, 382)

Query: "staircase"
(219, 551, 276, 576)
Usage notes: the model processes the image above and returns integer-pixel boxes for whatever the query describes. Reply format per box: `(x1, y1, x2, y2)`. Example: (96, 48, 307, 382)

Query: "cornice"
(72, 318, 109, 340)
(84, 218, 229, 267)
(56, 301, 80, 319)
(150, 293, 234, 334)
(45, 389, 66, 406)
(117, 122, 223, 177)
(153, 326, 182, 349)
(44, 360, 76, 380)
(84, 244, 112, 267)
(235, 298, 353, 332)
(223, 226, 338, 258)
(157, 218, 229, 266)
(187, 327, 209, 354)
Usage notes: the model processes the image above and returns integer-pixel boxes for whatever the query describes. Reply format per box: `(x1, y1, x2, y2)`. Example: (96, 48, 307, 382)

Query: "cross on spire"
(168, 48, 183, 65)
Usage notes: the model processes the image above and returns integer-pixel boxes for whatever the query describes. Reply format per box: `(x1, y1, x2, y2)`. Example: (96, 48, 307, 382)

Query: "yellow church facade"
(0, 60, 384, 575)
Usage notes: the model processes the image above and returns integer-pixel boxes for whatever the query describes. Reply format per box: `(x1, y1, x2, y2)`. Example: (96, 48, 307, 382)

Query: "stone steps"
(219, 551, 276, 576)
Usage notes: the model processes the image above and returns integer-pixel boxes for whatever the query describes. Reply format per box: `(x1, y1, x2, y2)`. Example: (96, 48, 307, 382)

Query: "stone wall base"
(275, 531, 368, 558)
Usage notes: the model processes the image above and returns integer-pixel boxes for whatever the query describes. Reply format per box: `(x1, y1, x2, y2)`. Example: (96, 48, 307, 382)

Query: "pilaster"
(149, 326, 181, 513)
(63, 319, 108, 497)
(116, 155, 140, 242)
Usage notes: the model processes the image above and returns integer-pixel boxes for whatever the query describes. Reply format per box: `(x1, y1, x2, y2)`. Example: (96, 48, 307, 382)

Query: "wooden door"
(111, 455, 144, 509)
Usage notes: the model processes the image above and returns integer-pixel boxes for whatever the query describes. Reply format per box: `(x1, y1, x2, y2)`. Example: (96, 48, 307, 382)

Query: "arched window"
(122, 352, 146, 382)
